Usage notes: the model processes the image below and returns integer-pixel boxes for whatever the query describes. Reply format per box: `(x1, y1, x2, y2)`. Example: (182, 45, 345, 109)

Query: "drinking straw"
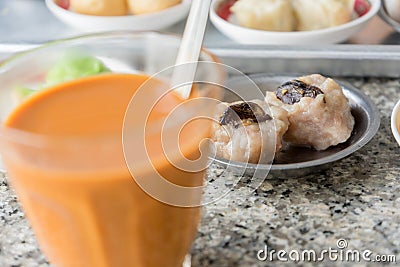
(171, 0, 213, 99)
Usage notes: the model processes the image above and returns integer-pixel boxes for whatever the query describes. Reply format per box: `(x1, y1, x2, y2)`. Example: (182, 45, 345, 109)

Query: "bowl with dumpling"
(211, 74, 380, 177)
(210, 0, 381, 44)
(45, 0, 191, 32)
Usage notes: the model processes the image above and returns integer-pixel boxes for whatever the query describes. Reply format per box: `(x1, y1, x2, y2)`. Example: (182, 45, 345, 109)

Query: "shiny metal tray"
(212, 74, 380, 178)
(2, 0, 400, 77)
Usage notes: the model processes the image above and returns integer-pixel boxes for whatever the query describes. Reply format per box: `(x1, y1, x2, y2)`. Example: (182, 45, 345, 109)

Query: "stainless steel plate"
(211, 74, 381, 178)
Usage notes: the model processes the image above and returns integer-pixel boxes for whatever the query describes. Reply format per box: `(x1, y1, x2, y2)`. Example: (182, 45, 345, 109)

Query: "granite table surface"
(0, 77, 399, 267)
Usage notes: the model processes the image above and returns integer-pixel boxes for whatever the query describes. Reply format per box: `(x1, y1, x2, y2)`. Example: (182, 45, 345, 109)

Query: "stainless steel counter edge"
(210, 44, 400, 60)
(2, 44, 400, 77)
(209, 45, 400, 77)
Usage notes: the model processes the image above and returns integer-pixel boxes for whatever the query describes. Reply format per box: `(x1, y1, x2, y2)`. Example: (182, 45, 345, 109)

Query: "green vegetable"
(15, 86, 37, 98)
(14, 54, 110, 102)
(13, 86, 38, 103)
(45, 54, 110, 86)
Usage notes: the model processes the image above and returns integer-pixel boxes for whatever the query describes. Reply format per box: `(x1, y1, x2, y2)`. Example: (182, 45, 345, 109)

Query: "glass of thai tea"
(0, 32, 223, 267)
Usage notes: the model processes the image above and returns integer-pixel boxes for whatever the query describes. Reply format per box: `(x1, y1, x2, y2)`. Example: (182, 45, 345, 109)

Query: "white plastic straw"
(171, 0, 212, 99)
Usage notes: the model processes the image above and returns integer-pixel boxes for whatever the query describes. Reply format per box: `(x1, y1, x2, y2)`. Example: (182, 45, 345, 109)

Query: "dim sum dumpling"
(70, 0, 127, 16)
(230, 0, 296, 31)
(127, 0, 182, 15)
(265, 74, 355, 150)
(292, 0, 355, 31)
(211, 99, 289, 164)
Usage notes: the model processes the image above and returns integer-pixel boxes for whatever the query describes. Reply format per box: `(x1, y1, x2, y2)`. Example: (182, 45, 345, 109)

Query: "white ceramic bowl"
(384, 0, 400, 21)
(210, 0, 381, 45)
(391, 99, 400, 145)
(45, 0, 191, 32)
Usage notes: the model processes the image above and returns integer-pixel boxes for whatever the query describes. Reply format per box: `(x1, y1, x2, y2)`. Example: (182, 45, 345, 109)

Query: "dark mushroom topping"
(219, 102, 272, 128)
(276, 79, 324, 105)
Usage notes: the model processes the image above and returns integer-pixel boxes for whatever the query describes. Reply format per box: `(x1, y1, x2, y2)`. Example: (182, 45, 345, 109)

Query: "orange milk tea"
(2, 73, 209, 267)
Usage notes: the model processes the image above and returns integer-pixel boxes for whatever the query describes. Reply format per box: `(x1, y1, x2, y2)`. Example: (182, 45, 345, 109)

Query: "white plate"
(210, 0, 381, 45)
(45, 0, 191, 32)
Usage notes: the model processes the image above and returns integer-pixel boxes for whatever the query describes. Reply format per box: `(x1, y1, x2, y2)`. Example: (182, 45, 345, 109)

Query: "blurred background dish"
(383, 0, 400, 22)
(380, 0, 400, 32)
(391, 99, 400, 146)
(45, 0, 191, 32)
(210, 0, 380, 44)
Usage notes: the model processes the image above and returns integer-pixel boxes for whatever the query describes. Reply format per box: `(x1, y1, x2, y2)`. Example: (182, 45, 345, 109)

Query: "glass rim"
(0, 30, 220, 68)
(0, 31, 224, 147)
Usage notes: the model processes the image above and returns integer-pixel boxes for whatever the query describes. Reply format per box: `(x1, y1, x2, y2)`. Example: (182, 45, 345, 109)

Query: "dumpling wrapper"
(211, 99, 289, 164)
(292, 0, 355, 31)
(266, 74, 355, 150)
(230, 0, 296, 32)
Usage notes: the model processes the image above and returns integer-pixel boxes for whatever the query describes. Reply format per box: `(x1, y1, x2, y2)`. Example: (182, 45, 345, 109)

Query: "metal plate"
(211, 74, 381, 178)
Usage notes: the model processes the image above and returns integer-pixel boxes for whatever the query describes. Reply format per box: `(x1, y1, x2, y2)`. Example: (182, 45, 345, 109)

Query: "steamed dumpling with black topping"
(211, 99, 289, 164)
(265, 74, 355, 150)
(292, 0, 355, 31)
(230, 0, 296, 31)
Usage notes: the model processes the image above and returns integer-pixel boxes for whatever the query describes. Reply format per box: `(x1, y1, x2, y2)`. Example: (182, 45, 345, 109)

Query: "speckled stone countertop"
(0, 78, 399, 266)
